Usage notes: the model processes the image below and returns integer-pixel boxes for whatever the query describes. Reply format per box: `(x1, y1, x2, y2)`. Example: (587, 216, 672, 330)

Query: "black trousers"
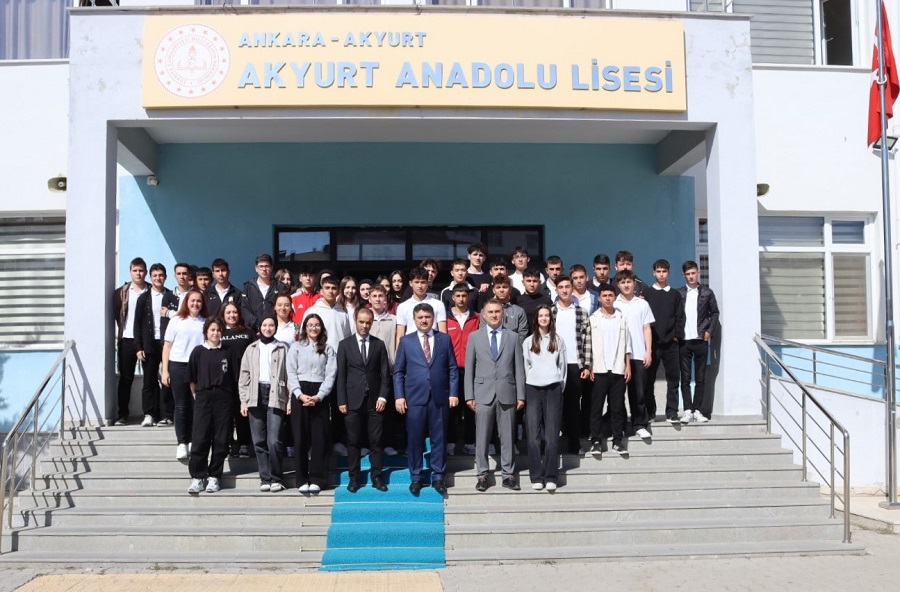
(625, 360, 650, 430)
(141, 340, 173, 421)
(447, 367, 475, 447)
(647, 340, 681, 420)
(525, 383, 562, 484)
(292, 382, 330, 488)
(345, 395, 385, 481)
(170, 361, 193, 445)
(680, 339, 711, 417)
(116, 338, 141, 420)
(561, 363, 583, 453)
(189, 387, 233, 480)
(590, 371, 627, 446)
(232, 393, 252, 449)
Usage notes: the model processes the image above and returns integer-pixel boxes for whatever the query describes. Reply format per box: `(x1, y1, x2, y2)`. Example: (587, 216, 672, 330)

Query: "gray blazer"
(464, 325, 526, 406)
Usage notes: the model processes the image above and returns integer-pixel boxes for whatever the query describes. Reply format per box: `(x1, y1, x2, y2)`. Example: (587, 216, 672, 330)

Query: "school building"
(0, 0, 894, 487)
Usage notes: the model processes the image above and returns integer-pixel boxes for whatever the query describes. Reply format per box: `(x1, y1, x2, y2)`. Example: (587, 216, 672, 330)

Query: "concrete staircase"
(0, 416, 864, 567)
(444, 417, 864, 562)
(1, 424, 330, 566)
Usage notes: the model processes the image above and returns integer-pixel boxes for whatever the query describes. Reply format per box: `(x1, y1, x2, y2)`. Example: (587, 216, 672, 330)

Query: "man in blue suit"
(393, 303, 460, 495)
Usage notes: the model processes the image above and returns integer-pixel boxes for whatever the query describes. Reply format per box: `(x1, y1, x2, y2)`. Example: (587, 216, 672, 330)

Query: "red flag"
(869, 4, 900, 147)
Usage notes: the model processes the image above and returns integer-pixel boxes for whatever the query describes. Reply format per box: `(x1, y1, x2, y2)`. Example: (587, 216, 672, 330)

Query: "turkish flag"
(869, 4, 900, 147)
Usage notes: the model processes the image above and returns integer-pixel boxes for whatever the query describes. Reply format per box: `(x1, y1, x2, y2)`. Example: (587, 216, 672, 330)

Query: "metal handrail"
(760, 334, 888, 368)
(0, 340, 76, 553)
(755, 335, 851, 543)
(760, 334, 894, 400)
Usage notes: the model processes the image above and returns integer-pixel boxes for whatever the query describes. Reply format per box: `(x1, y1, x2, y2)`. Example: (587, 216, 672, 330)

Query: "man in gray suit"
(465, 298, 526, 492)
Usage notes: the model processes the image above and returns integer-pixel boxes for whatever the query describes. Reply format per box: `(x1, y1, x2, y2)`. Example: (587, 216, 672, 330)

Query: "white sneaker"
(636, 428, 652, 440)
(680, 411, 694, 424)
(447, 443, 456, 456)
(694, 412, 709, 423)
(532, 482, 545, 490)
(297, 483, 310, 493)
(333, 443, 348, 457)
(545, 482, 558, 492)
(463, 444, 476, 455)
(187, 478, 204, 494)
(176, 444, 189, 460)
(307, 484, 321, 494)
(141, 415, 154, 427)
(269, 482, 285, 493)
(205, 477, 220, 493)
(384, 447, 398, 456)
(260, 483, 271, 492)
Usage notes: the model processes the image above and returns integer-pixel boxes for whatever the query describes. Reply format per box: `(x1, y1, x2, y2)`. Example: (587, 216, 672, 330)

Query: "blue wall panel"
(119, 143, 695, 286)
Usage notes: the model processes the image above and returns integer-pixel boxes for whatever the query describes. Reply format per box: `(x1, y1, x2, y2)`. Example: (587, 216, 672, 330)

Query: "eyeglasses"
(306, 324, 322, 329)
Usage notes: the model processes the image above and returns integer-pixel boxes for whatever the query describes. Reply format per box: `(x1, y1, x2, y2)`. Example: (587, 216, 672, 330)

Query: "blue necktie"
(491, 329, 499, 361)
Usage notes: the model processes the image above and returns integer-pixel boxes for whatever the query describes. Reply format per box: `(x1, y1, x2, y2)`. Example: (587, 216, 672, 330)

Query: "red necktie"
(422, 333, 432, 364)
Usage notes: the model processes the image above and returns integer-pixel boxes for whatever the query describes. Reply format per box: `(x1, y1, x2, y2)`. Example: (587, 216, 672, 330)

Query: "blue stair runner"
(319, 439, 446, 571)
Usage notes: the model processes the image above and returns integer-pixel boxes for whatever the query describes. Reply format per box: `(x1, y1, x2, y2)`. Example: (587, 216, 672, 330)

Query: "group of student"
(111, 244, 719, 495)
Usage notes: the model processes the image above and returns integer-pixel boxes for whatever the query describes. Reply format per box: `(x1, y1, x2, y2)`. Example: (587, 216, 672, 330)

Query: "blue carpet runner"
(319, 440, 446, 571)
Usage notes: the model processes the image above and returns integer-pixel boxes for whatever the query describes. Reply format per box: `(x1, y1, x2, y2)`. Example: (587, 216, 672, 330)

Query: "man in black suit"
(337, 307, 392, 492)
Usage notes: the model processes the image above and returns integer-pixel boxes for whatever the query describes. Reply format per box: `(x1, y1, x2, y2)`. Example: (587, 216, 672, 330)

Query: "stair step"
(15, 487, 334, 509)
(18, 505, 331, 528)
(444, 516, 845, 547)
(441, 480, 823, 504)
(445, 539, 864, 563)
(0, 550, 323, 568)
(445, 497, 832, 524)
(12, 526, 329, 553)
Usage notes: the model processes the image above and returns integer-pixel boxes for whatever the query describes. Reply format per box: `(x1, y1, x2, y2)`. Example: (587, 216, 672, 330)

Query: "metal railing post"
(829, 424, 836, 519)
(59, 361, 67, 441)
(765, 356, 772, 433)
(801, 392, 808, 482)
(844, 433, 852, 542)
(812, 350, 818, 383)
(0, 442, 8, 545)
(31, 406, 38, 488)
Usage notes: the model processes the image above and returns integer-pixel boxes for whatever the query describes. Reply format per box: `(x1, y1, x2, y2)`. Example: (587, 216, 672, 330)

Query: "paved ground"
(1, 528, 898, 592)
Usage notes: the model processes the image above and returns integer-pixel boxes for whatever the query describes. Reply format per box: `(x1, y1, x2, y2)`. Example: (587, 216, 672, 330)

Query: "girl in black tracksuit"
(187, 318, 239, 493)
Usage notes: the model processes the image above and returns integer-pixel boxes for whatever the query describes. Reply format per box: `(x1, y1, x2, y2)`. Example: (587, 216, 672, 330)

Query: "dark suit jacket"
(336, 334, 391, 410)
(134, 288, 178, 357)
(393, 331, 459, 406)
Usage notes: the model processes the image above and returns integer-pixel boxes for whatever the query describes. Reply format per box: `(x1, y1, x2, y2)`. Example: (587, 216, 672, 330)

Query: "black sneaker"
(589, 442, 603, 458)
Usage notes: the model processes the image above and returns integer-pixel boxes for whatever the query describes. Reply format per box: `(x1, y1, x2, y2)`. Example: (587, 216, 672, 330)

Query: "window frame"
(758, 214, 874, 344)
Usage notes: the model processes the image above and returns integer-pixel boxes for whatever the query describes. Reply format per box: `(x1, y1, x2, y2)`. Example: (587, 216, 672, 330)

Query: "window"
(821, 0, 854, 66)
(0, 217, 65, 348)
(274, 225, 544, 278)
(1, 0, 70, 60)
(696, 216, 710, 284)
(758, 216, 871, 341)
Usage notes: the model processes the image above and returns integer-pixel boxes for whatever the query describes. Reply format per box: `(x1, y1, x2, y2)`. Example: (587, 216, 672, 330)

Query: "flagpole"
(877, 0, 900, 510)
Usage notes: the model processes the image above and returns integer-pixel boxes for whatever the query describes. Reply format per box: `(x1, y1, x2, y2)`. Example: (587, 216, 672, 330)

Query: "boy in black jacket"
(134, 263, 179, 427)
(677, 260, 720, 423)
(643, 260, 685, 423)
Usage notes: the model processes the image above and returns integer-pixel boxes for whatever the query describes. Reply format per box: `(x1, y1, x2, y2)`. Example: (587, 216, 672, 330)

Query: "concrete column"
(65, 16, 119, 426)
(705, 122, 762, 415)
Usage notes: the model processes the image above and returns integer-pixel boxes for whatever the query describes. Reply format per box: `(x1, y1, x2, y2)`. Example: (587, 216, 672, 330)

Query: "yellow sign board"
(142, 12, 686, 112)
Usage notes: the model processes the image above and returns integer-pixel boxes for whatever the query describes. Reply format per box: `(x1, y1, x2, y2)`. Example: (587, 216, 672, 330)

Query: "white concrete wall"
(769, 379, 899, 490)
(0, 61, 68, 215)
